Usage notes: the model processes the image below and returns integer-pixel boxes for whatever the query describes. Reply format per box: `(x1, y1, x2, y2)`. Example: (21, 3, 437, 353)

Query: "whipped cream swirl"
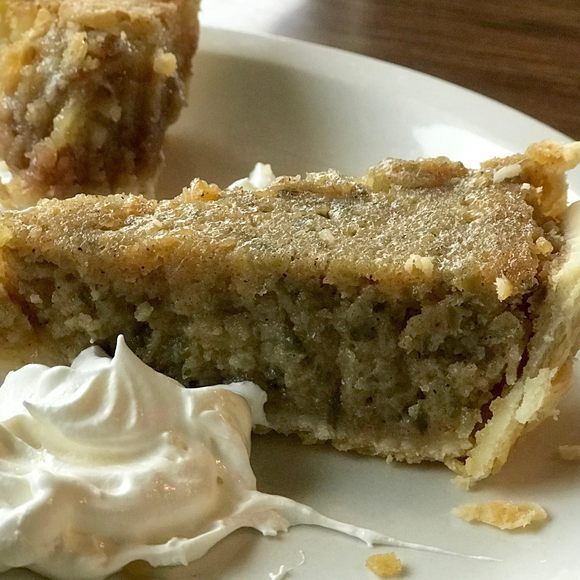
(0, 337, 273, 578)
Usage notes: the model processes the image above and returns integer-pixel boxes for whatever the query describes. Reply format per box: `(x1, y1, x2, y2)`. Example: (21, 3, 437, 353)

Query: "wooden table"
(201, 0, 580, 139)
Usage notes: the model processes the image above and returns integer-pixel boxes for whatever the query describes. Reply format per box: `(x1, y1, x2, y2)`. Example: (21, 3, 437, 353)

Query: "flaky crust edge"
(453, 146, 580, 485)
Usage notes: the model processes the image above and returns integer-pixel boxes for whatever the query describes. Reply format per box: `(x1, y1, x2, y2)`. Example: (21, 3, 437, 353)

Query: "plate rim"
(198, 25, 574, 145)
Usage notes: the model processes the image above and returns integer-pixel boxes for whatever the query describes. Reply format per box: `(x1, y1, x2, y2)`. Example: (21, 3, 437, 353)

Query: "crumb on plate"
(452, 501, 547, 530)
(365, 552, 403, 577)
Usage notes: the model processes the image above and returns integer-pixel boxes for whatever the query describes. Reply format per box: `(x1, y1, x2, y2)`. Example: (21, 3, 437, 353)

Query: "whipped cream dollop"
(0, 337, 275, 578)
(228, 162, 276, 190)
(0, 337, 495, 579)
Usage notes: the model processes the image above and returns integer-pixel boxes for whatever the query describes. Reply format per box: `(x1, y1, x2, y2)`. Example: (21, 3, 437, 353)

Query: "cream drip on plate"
(0, 337, 498, 579)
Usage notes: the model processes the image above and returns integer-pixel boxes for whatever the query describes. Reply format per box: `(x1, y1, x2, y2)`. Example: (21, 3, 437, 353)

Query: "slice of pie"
(0, 141, 579, 484)
(0, 0, 200, 208)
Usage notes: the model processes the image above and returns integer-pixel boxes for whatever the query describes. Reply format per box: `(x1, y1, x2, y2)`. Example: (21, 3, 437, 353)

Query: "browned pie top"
(1, 149, 565, 302)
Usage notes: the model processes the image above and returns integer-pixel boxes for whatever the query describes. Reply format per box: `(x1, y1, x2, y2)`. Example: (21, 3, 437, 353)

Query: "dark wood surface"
(202, 0, 580, 139)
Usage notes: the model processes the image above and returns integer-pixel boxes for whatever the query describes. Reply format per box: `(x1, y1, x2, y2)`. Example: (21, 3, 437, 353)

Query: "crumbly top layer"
(2, 0, 195, 26)
(2, 144, 571, 301)
(0, 0, 199, 60)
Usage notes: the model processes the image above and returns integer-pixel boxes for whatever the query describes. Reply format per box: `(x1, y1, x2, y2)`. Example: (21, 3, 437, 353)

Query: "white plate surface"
(4, 27, 580, 580)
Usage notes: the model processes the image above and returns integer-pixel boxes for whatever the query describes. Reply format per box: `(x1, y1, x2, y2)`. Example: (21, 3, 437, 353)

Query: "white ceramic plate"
(4, 27, 580, 580)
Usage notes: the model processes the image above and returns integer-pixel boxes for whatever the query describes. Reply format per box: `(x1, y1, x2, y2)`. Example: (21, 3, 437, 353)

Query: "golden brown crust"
(453, 362, 572, 484)
(0, 158, 550, 299)
(481, 141, 580, 219)
(457, 170, 580, 483)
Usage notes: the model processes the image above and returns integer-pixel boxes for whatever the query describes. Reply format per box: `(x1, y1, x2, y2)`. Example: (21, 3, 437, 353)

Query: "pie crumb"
(404, 254, 434, 277)
(495, 275, 514, 301)
(453, 501, 547, 530)
(534, 236, 553, 255)
(365, 553, 403, 577)
(153, 49, 178, 76)
(558, 445, 580, 460)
